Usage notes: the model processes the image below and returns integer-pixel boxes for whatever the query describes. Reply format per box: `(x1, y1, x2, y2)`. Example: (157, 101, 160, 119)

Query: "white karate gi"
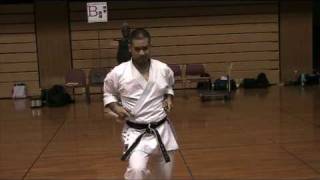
(103, 59, 179, 179)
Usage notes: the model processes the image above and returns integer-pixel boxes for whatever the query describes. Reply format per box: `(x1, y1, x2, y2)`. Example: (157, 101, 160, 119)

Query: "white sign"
(87, 2, 108, 23)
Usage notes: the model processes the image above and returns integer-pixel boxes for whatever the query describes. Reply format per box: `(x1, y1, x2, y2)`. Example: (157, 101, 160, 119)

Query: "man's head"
(129, 28, 151, 65)
(121, 22, 130, 38)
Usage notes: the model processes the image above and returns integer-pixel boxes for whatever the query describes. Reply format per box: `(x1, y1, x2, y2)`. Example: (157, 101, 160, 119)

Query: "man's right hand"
(107, 102, 132, 121)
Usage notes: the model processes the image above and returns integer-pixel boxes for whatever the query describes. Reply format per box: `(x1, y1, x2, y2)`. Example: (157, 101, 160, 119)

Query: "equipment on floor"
(198, 63, 234, 101)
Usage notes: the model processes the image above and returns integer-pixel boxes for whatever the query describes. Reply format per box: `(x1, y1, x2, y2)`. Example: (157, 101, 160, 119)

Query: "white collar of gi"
(130, 59, 153, 89)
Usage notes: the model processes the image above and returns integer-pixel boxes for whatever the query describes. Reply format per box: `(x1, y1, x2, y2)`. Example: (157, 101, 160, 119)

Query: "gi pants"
(124, 149, 175, 180)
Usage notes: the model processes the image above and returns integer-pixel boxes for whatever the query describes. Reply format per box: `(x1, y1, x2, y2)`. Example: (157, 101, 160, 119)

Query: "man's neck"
(133, 59, 151, 73)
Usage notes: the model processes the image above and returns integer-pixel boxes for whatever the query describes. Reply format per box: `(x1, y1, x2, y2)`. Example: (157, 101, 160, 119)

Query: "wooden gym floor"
(1, 86, 320, 180)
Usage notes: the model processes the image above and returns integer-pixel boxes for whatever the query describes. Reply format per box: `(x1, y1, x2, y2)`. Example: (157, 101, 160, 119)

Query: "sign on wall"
(87, 2, 108, 23)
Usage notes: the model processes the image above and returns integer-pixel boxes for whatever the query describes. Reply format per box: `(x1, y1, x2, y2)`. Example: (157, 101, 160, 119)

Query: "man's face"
(130, 38, 151, 65)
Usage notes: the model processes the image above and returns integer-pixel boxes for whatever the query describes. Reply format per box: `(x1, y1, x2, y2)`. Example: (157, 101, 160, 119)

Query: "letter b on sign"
(87, 2, 108, 23)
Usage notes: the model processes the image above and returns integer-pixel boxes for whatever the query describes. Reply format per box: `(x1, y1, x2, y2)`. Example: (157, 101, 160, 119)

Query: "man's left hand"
(163, 95, 173, 113)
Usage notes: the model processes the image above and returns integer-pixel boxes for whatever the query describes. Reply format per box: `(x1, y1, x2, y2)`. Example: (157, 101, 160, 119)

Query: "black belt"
(121, 117, 170, 163)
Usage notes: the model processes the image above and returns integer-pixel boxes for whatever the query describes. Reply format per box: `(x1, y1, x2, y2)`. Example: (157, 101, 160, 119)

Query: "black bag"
(197, 81, 211, 90)
(256, 73, 270, 88)
(41, 89, 49, 104)
(213, 79, 237, 91)
(242, 78, 258, 89)
(243, 73, 270, 89)
(305, 74, 320, 85)
(197, 73, 211, 90)
(46, 85, 72, 107)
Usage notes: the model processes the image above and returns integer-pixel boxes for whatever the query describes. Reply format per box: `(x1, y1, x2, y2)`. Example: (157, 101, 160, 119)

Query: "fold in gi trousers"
(124, 149, 175, 180)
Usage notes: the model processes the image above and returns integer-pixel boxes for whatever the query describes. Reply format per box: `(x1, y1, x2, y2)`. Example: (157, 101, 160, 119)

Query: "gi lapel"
(130, 60, 154, 117)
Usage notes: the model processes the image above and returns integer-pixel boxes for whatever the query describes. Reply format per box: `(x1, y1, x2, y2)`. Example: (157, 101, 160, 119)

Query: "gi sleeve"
(165, 65, 175, 96)
(103, 69, 119, 107)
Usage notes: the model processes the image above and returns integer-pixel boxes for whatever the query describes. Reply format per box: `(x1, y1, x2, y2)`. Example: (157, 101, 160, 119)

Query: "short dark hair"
(129, 28, 151, 44)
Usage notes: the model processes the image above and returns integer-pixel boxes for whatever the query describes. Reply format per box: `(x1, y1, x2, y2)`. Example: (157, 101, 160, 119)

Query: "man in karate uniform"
(103, 28, 179, 180)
